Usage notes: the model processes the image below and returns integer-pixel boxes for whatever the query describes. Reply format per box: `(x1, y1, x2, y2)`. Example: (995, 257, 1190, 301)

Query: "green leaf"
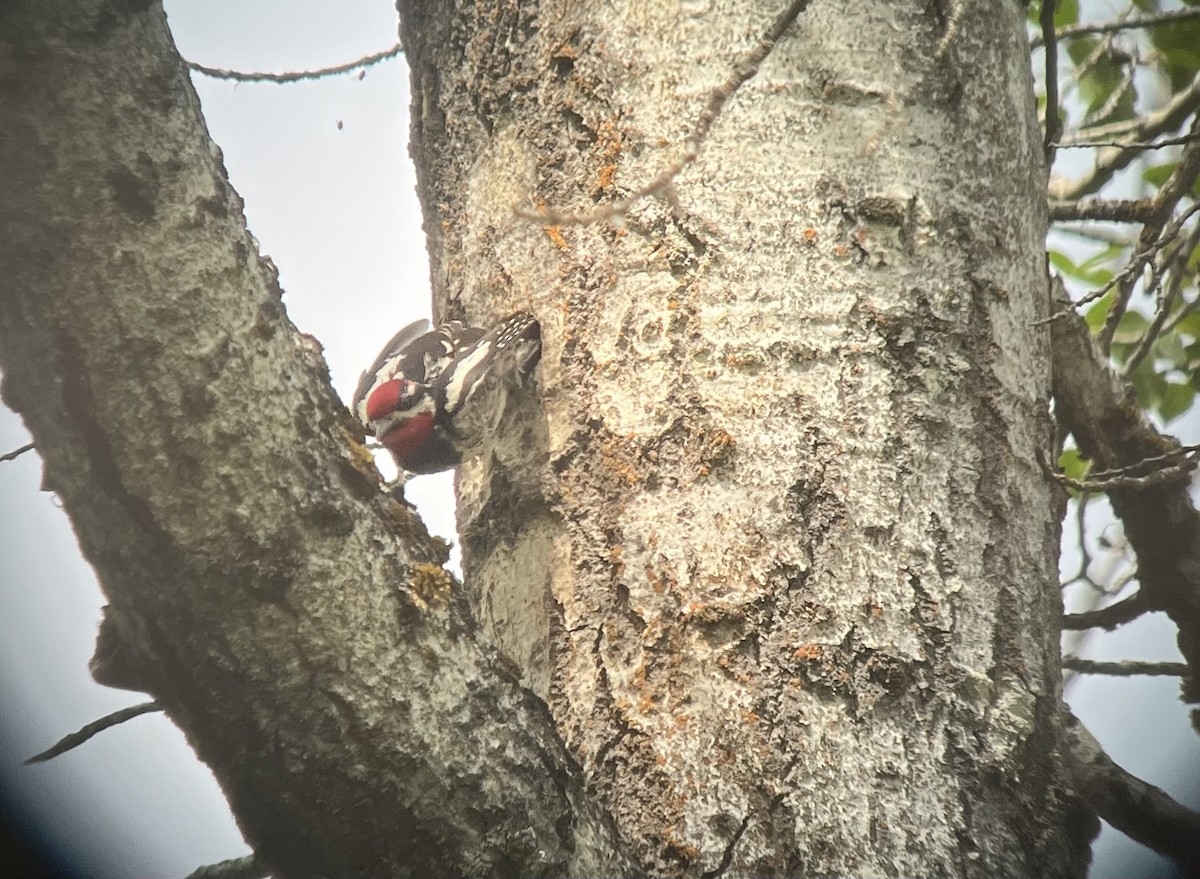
(1062, 42, 1135, 124)
(1144, 163, 1176, 189)
(1130, 361, 1168, 411)
(1111, 309, 1149, 346)
(1084, 292, 1114, 333)
(1050, 249, 1115, 286)
(1147, 18, 1200, 90)
(1175, 313, 1200, 339)
(1054, 0, 1079, 28)
(1155, 330, 1187, 369)
(1159, 381, 1195, 423)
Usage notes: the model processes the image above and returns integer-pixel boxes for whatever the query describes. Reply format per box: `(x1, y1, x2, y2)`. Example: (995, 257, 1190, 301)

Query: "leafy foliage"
(1039, 0, 1200, 427)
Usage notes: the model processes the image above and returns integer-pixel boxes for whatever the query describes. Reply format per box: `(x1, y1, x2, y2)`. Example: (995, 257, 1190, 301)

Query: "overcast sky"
(0, 2, 1196, 877)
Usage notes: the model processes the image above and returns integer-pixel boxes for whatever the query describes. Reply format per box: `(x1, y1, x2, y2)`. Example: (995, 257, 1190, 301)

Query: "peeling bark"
(400, 0, 1087, 875)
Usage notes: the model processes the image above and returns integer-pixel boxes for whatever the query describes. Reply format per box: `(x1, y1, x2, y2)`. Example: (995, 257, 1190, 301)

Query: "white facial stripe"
(441, 341, 494, 413)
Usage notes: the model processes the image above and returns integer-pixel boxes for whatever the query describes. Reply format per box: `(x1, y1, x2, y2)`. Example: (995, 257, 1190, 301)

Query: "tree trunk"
(0, 3, 629, 877)
(400, 0, 1089, 875)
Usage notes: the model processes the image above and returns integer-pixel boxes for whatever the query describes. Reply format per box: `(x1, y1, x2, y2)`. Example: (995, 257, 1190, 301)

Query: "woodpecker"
(352, 312, 542, 474)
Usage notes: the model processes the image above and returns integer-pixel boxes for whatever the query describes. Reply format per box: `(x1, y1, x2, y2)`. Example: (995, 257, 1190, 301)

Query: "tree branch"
(186, 44, 402, 84)
(1064, 708, 1200, 874)
(1121, 220, 1200, 377)
(184, 855, 269, 879)
(1098, 117, 1200, 351)
(1063, 591, 1148, 631)
(1051, 79, 1200, 201)
(25, 701, 161, 764)
(1049, 198, 1155, 223)
(1041, 0, 1061, 165)
(0, 5, 632, 877)
(1053, 132, 1200, 152)
(516, 0, 811, 224)
(0, 441, 35, 463)
(1050, 278, 1200, 702)
(1062, 657, 1187, 677)
(1035, 7, 1200, 45)
(1049, 443, 1200, 493)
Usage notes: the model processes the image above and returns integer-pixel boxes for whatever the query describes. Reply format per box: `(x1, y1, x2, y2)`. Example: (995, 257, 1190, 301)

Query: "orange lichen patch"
(596, 119, 622, 155)
(554, 42, 578, 61)
(866, 600, 884, 618)
(741, 710, 761, 725)
(596, 164, 618, 191)
(600, 436, 642, 485)
(833, 243, 851, 258)
(544, 225, 569, 251)
(803, 227, 818, 242)
(855, 228, 869, 246)
(793, 643, 824, 661)
(667, 298, 680, 310)
(675, 713, 689, 728)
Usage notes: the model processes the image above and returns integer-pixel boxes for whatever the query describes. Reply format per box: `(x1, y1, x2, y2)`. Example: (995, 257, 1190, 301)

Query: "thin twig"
(1051, 443, 1200, 492)
(1062, 656, 1188, 677)
(1063, 591, 1147, 631)
(1052, 78, 1200, 201)
(184, 855, 269, 879)
(187, 44, 402, 84)
(1099, 124, 1200, 353)
(1035, 7, 1200, 45)
(1052, 224, 1136, 247)
(1085, 444, 1200, 481)
(25, 701, 162, 764)
(516, 0, 810, 225)
(1159, 290, 1200, 340)
(1041, 0, 1061, 165)
(1121, 221, 1200, 376)
(1052, 461, 1195, 493)
(1053, 132, 1200, 151)
(1, 442, 35, 463)
(1058, 199, 1200, 336)
(1061, 78, 1200, 147)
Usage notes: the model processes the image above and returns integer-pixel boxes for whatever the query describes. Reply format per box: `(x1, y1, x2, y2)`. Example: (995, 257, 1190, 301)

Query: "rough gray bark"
(0, 3, 630, 877)
(400, 0, 1089, 875)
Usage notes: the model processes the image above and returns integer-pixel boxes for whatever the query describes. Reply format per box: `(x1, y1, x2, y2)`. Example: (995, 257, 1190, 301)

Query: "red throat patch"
(380, 412, 435, 468)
